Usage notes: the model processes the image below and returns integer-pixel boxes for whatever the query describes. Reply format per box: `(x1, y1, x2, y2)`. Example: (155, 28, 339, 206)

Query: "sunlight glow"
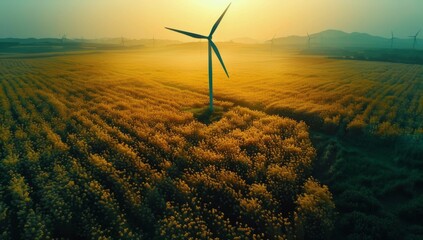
(0, 0, 422, 40)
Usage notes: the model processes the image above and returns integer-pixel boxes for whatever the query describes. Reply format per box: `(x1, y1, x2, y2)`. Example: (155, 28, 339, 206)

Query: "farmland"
(0, 44, 422, 239)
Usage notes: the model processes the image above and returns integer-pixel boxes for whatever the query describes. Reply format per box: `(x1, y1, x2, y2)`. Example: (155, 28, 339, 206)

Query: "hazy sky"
(1, 0, 422, 41)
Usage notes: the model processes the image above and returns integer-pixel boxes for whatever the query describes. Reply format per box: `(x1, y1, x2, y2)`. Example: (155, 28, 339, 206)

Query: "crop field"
(153, 44, 423, 139)
(0, 45, 422, 239)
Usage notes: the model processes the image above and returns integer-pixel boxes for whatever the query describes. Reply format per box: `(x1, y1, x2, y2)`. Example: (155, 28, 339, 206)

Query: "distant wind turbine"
(409, 30, 420, 49)
(270, 34, 276, 53)
(307, 32, 314, 48)
(390, 31, 394, 48)
(121, 36, 125, 46)
(165, 3, 231, 112)
(61, 34, 67, 45)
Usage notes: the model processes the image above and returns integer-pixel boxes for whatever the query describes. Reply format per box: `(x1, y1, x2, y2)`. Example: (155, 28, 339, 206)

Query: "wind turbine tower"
(390, 31, 394, 49)
(61, 34, 67, 45)
(165, 4, 231, 112)
(307, 32, 314, 48)
(270, 34, 276, 53)
(409, 30, 420, 49)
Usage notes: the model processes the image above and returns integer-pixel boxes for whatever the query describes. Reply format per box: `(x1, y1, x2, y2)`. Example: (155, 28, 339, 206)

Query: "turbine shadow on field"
(188, 106, 227, 124)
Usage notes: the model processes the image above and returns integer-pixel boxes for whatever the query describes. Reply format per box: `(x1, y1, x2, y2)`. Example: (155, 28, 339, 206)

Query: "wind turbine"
(165, 3, 231, 112)
(270, 34, 276, 53)
(390, 31, 394, 49)
(307, 32, 314, 48)
(61, 34, 67, 45)
(409, 30, 420, 49)
(121, 36, 125, 46)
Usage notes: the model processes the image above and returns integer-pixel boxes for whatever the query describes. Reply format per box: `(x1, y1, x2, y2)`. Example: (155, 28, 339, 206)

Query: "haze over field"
(1, 0, 423, 41)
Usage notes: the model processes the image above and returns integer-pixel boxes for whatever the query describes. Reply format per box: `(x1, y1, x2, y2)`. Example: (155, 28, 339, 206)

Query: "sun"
(206, 0, 231, 6)
(196, 0, 234, 10)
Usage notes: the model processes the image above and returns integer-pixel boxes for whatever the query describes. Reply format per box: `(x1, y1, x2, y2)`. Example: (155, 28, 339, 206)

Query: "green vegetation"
(304, 48, 423, 66)
(311, 131, 422, 239)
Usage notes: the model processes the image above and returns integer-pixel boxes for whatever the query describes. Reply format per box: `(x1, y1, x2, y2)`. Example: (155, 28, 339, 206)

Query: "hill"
(272, 29, 421, 49)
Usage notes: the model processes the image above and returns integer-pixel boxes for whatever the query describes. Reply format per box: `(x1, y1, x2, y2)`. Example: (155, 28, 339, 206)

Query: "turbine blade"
(416, 30, 421, 37)
(165, 27, 207, 39)
(209, 3, 231, 36)
(210, 41, 229, 78)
